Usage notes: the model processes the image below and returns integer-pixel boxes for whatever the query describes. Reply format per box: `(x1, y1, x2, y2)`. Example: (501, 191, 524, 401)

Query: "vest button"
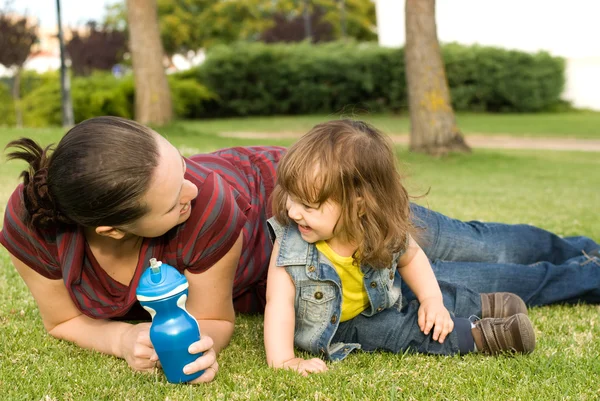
(308, 265, 316, 272)
(314, 291, 323, 300)
(376, 307, 383, 312)
(370, 282, 378, 288)
(389, 272, 394, 280)
(330, 315, 337, 324)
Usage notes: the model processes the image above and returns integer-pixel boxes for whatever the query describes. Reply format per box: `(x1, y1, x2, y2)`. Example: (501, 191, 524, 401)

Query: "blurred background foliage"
(0, 0, 570, 127)
(0, 41, 566, 126)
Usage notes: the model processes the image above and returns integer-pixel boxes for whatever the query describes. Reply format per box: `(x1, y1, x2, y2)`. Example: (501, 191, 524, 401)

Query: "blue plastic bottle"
(136, 258, 204, 383)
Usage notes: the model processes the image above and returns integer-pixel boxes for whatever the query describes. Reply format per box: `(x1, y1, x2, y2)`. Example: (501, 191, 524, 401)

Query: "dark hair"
(5, 116, 160, 229)
(272, 119, 414, 268)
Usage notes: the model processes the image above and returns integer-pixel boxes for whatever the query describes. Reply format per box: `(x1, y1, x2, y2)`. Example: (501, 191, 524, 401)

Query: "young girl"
(264, 119, 536, 374)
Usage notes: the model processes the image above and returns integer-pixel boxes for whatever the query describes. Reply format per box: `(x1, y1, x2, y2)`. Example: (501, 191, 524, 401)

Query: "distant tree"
(103, 1, 128, 31)
(126, 0, 172, 125)
(175, 0, 277, 47)
(0, 11, 37, 127)
(260, 0, 376, 43)
(404, 0, 470, 155)
(155, 0, 205, 60)
(104, 0, 375, 54)
(66, 22, 127, 76)
(261, 8, 333, 43)
(316, 0, 376, 41)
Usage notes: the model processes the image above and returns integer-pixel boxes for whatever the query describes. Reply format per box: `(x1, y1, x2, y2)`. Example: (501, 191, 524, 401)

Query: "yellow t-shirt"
(315, 241, 369, 322)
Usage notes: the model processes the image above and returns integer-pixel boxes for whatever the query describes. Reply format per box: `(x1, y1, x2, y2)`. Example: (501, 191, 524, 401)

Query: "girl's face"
(286, 195, 342, 245)
(122, 134, 198, 238)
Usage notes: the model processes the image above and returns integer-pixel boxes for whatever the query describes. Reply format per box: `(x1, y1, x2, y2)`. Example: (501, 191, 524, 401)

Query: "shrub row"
(188, 41, 565, 116)
(0, 41, 565, 126)
(0, 72, 214, 127)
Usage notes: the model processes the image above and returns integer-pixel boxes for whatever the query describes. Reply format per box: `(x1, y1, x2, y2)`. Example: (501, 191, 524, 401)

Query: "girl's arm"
(397, 235, 454, 343)
(264, 240, 327, 376)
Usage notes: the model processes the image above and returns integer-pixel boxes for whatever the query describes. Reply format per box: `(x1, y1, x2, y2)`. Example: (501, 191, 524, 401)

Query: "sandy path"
(220, 132, 600, 152)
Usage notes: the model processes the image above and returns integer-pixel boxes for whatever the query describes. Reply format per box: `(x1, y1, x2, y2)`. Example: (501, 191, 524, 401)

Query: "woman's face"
(122, 134, 198, 238)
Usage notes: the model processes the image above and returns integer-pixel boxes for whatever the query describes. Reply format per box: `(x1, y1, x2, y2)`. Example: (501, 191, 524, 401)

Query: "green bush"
(20, 70, 59, 98)
(0, 71, 60, 126)
(443, 44, 566, 112)
(187, 41, 407, 117)
(168, 75, 218, 119)
(0, 81, 16, 126)
(18, 72, 215, 127)
(8, 41, 566, 126)
(73, 73, 134, 122)
(20, 73, 131, 127)
(192, 41, 565, 116)
(20, 78, 62, 127)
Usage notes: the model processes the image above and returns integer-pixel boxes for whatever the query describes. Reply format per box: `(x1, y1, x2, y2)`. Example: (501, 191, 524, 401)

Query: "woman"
(1, 116, 598, 383)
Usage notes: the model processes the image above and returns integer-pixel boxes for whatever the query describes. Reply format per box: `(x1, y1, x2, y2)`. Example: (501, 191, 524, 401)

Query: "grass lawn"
(174, 111, 600, 139)
(1, 114, 599, 400)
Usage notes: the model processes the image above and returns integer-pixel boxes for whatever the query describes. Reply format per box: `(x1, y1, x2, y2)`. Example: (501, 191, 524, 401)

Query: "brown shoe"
(471, 313, 535, 355)
(481, 292, 527, 318)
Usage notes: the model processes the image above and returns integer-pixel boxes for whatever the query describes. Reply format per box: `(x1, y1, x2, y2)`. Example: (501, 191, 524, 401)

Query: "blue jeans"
(332, 281, 480, 356)
(410, 204, 600, 306)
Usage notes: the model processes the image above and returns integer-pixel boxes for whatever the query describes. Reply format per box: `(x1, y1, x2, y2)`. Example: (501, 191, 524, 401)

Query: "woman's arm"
(264, 240, 327, 375)
(172, 231, 245, 383)
(9, 231, 245, 383)
(184, 232, 243, 354)
(397, 235, 454, 343)
(8, 252, 157, 371)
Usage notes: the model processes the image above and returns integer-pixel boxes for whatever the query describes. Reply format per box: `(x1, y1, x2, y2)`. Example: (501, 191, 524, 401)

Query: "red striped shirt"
(0, 146, 285, 319)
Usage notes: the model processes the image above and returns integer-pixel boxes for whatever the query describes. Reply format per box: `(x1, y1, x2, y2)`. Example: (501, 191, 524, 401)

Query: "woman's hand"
(281, 357, 328, 377)
(120, 322, 158, 372)
(120, 324, 219, 383)
(185, 335, 220, 384)
(418, 297, 454, 343)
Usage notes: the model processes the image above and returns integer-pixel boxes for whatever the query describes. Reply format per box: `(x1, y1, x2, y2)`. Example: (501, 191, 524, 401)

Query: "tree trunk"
(126, 0, 173, 125)
(12, 66, 22, 128)
(404, 0, 470, 155)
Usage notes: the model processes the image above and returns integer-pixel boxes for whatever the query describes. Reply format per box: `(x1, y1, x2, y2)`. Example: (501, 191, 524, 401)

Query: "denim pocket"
(297, 284, 336, 324)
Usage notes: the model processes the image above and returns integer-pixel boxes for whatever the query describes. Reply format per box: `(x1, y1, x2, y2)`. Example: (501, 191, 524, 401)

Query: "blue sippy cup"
(136, 258, 204, 383)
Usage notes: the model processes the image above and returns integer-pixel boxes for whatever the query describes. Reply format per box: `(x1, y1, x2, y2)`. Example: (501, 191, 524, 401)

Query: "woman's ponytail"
(5, 138, 75, 228)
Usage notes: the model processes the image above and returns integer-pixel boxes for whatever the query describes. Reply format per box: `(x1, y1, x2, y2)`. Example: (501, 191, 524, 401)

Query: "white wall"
(375, 0, 600, 110)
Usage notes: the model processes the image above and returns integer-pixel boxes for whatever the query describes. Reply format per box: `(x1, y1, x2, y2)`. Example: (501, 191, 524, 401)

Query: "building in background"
(374, 0, 600, 111)
(0, 21, 203, 77)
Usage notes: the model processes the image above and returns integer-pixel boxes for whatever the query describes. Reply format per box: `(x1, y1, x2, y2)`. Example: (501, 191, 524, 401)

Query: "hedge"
(0, 41, 565, 126)
(0, 80, 16, 126)
(3, 72, 215, 127)
(186, 41, 565, 116)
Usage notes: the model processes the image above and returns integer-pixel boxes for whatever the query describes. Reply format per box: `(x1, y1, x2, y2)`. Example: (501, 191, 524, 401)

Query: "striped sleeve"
(180, 172, 249, 273)
(0, 186, 61, 279)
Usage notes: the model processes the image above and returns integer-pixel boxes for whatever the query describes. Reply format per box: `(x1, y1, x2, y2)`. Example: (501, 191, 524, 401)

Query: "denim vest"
(268, 217, 404, 361)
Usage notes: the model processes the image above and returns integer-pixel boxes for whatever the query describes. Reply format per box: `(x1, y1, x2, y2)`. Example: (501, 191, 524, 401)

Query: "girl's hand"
(185, 335, 220, 384)
(120, 322, 158, 372)
(418, 298, 454, 343)
(281, 357, 328, 376)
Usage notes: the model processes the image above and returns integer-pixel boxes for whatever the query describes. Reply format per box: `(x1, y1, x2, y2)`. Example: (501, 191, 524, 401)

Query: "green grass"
(173, 111, 600, 139)
(1, 115, 600, 400)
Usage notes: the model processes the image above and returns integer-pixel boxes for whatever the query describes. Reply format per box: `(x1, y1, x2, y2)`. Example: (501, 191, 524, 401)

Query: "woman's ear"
(95, 226, 127, 240)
